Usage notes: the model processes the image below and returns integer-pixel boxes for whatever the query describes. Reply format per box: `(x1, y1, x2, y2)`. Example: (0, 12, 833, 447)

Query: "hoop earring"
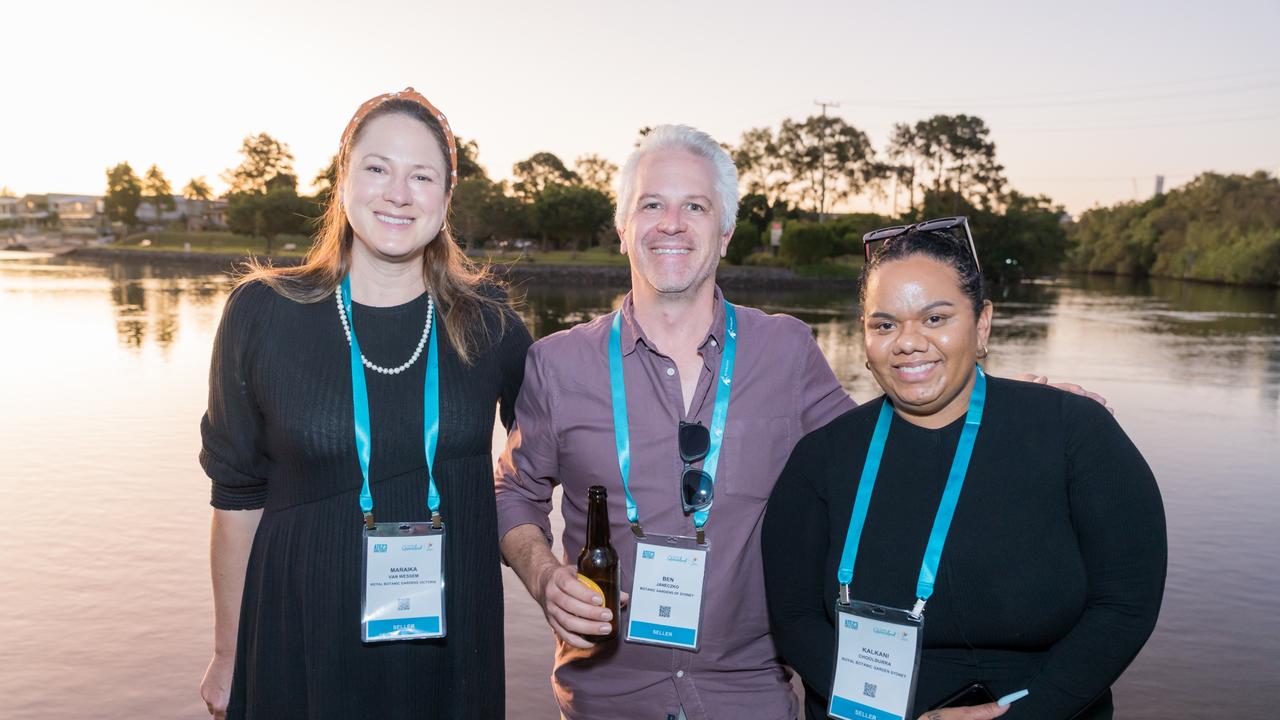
(977, 345, 989, 359)
(864, 361, 871, 371)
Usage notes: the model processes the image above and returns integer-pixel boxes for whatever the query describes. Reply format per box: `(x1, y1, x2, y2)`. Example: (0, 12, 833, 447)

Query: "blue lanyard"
(341, 276, 441, 530)
(609, 301, 738, 537)
(836, 365, 987, 617)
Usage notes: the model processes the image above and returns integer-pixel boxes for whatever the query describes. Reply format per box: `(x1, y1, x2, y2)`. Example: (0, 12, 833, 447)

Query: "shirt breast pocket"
(717, 416, 793, 501)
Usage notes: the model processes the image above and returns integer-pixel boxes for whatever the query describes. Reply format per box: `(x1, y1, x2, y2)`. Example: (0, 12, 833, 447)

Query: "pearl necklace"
(335, 286, 434, 375)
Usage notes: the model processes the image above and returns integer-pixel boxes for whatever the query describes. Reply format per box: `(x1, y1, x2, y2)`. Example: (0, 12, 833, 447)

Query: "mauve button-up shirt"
(496, 288, 855, 720)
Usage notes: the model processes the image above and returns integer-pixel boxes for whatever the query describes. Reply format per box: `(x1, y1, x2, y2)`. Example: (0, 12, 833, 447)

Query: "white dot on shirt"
(666, 367, 675, 377)
(675, 670, 685, 678)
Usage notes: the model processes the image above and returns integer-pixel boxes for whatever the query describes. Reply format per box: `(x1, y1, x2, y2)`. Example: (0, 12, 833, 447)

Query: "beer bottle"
(576, 485, 620, 642)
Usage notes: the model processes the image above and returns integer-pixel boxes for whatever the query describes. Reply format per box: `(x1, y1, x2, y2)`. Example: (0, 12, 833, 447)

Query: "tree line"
(1067, 171, 1280, 286)
(98, 112, 1086, 281)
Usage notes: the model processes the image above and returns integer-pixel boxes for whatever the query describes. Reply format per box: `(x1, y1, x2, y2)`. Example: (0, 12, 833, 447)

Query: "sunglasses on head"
(862, 216, 980, 272)
(678, 421, 713, 514)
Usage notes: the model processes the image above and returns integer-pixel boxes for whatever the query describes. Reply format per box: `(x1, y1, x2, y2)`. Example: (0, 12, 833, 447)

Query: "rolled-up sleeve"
(494, 340, 560, 544)
(200, 282, 272, 510)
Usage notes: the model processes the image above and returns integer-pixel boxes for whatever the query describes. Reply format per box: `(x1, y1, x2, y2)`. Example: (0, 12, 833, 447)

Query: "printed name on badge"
(361, 523, 446, 642)
(625, 534, 708, 650)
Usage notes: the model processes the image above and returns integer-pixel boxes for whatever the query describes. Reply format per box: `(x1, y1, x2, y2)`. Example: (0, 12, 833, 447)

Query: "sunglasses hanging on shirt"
(679, 421, 713, 514)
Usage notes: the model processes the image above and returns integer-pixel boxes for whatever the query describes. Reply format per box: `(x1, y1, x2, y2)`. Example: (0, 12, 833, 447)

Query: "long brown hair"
(239, 96, 504, 364)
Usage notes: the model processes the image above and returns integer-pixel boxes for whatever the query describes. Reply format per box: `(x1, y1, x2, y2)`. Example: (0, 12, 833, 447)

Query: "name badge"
(360, 522, 446, 642)
(828, 600, 924, 720)
(625, 533, 707, 650)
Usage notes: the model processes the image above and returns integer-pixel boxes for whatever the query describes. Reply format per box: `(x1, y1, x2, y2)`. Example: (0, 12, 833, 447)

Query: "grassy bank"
(123, 230, 311, 257)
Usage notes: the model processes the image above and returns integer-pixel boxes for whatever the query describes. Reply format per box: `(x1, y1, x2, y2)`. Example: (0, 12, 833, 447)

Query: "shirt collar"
(618, 286, 727, 357)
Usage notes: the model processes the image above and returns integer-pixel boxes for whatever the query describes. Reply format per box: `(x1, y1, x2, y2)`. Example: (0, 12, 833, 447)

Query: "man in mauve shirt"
(495, 125, 1103, 720)
(495, 125, 854, 720)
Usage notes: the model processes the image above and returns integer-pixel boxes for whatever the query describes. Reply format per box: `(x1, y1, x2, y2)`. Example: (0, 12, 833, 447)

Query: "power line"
(998, 109, 1280, 134)
(844, 80, 1280, 111)
(1013, 166, 1276, 182)
(841, 68, 1280, 107)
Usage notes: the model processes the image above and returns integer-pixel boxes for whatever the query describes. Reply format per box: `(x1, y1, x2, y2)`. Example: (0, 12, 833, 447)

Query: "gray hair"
(614, 124, 739, 235)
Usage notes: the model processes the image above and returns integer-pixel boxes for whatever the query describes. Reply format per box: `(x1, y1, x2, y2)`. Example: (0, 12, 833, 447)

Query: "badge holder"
(360, 520, 447, 642)
(828, 599, 924, 720)
(624, 532, 709, 651)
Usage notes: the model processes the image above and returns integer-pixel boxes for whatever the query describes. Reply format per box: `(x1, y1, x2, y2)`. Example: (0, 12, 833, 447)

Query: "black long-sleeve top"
(762, 376, 1166, 720)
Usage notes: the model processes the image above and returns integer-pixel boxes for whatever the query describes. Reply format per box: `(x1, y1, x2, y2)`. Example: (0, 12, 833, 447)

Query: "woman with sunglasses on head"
(761, 219, 1166, 720)
(197, 89, 532, 719)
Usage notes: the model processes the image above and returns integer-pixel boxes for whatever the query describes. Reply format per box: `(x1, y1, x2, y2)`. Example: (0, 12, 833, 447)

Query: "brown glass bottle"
(576, 485, 620, 642)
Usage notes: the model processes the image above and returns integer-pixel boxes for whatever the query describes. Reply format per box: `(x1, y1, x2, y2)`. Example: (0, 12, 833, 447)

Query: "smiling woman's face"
(342, 112, 449, 264)
(862, 254, 993, 428)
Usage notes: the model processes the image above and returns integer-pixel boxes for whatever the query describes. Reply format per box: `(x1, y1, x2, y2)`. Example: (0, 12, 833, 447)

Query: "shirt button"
(666, 367, 675, 377)
(675, 670, 685, 678)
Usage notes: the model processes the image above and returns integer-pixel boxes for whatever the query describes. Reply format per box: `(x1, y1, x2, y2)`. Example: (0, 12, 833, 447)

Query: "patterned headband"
(339, 87, 458, 182)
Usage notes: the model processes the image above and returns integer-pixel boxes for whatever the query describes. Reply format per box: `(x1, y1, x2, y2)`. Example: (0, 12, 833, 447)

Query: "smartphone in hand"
(931, 682, 997, 710)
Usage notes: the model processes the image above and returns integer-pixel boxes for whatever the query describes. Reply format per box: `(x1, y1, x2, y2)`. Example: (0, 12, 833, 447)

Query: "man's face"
(618, 149, 732, 298)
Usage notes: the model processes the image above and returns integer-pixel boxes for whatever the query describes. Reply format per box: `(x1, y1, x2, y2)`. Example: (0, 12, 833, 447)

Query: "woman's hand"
(917, 701, 1011, 720)
(199, 653, 234, 718)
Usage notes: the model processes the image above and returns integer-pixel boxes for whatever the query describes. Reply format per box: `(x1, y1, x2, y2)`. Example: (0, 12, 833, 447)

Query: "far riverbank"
(63, 246, 858, 291)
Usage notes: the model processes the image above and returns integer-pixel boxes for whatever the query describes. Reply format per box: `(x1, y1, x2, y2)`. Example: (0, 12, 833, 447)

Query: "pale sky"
(2, 0, 1277, 215)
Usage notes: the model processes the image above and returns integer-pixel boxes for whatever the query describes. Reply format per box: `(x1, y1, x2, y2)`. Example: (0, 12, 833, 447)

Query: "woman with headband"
(198, 88, 532, 719)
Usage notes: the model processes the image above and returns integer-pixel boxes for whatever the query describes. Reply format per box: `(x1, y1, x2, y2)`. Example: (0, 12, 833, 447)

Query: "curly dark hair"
(859, 228, 988, 316)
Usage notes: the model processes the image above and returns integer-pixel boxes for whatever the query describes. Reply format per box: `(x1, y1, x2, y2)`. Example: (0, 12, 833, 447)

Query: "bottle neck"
(585, 494, 611, 547)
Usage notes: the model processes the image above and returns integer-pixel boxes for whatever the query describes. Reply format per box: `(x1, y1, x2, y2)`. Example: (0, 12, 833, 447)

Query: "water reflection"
(1, 251, 1278, 719)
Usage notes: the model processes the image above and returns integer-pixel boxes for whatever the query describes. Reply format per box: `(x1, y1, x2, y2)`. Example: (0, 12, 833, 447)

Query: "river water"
(0, 251, 1276, 719)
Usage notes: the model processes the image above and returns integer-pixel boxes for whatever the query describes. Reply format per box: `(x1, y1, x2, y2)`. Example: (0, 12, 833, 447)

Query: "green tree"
(143, 164, 176, 223)
(737, 193, 774, 235)
(916, 189, 1068, 283)
(533, 183, 613, 250)
(223, 133, 296, 195)
(450, 176, 529, 247)
(513, 152, 579, 200)
(734, 127, 790, 213)
(724, 221, 762, 265)
(886, 123, 924, 215)
(1069, 171, 1280, 285)
(775, 115, 878, 218)
(226, 188, 313, 255)
(183, 177, 212, 201)
(455, 136, 486, 181)
(312, 155, 338, 206)
(574, 154, 618, 196)
(182, 177, 213, 230)
(780, 221, 836, 265)
(907, 115, 1005, 211)
(104, 162, 143, 238)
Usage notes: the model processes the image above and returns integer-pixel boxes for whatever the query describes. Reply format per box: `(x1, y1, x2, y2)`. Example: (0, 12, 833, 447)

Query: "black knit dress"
(200, 280, 531, 719)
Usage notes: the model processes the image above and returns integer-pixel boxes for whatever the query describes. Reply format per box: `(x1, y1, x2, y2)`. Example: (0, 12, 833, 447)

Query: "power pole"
(814, 100, 839, 222)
